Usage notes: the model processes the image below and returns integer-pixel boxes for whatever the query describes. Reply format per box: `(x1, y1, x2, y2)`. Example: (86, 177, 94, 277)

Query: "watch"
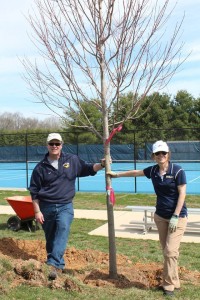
(173, 214, 179, 218)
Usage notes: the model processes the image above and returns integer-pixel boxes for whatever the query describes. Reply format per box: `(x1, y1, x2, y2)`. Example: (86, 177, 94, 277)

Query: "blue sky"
(0, 0, 199, 120)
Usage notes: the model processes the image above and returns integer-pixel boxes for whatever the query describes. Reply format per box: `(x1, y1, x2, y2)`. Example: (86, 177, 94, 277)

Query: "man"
(29, 133, 106, 280)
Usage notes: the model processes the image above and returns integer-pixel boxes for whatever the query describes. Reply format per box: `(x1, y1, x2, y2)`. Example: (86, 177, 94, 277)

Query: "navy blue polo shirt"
(143, 162, 187, 219)
(29, 152, 96, 203)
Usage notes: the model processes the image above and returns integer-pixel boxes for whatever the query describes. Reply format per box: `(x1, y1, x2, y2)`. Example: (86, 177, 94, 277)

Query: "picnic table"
(125, 206, 200, 234)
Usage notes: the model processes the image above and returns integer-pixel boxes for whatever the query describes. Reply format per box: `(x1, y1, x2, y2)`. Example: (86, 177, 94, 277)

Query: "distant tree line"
(0, 112, 62, 146)
(0, 112, 61, 132)
(0, 90, 199, 146)
(64, 90, 200, 144)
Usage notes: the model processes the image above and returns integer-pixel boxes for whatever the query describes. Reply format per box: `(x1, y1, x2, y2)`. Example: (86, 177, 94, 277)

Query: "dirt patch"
(0, 237, 200, 293)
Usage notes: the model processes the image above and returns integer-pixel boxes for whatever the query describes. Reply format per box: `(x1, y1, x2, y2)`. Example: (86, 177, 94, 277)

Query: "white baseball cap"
(152, 140, 169, 153)
(47, 133, 63, 143)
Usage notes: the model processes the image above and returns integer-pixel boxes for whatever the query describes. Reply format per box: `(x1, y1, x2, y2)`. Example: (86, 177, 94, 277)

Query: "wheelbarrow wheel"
(7, 216, 21, 231)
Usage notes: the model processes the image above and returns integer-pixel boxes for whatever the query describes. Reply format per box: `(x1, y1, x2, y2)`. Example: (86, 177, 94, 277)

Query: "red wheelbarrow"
(5, 196, 39, 232)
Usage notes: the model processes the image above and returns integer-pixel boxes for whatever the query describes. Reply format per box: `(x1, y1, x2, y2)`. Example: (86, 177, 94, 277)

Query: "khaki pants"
(154, 213, 187, 291)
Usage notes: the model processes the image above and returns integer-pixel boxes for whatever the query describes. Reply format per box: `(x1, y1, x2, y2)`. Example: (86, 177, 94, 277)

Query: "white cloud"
(0, 0, 35, 56)
(0, 57, 23, 74)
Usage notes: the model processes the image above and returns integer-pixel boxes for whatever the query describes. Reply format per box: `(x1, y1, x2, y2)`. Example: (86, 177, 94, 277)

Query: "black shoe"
(163, 289, 174, 297)
(48, 267, 58, 280)
(157, 285, 164, 291)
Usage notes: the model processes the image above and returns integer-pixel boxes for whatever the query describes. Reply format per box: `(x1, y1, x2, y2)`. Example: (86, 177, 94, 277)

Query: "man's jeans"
(40, 201, 74, 269)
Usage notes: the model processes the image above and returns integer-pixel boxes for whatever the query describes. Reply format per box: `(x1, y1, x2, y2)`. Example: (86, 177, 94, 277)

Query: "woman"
(107, 140, 187, 297)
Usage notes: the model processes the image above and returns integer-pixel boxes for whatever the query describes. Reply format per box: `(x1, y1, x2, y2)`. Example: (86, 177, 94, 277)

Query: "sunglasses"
(48, 142, 61, 146)
(154, 151, 168, 156)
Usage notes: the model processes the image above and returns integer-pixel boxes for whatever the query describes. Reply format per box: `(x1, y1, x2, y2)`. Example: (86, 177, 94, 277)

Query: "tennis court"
(0, 162, 199, 195)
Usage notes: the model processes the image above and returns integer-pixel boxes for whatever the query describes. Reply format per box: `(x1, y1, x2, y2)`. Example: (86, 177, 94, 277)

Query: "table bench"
(125, 206, 200, 234)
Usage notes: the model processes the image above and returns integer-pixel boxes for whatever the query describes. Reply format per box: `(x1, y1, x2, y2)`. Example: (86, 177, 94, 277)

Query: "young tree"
(22, 0, 187, 278)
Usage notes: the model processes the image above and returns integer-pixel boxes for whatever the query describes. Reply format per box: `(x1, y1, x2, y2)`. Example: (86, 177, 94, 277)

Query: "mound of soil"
(0, 237, 199, 293)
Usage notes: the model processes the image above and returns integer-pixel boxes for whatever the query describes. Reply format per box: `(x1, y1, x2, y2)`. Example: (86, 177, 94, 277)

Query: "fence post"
(25, 133, 29, 189)
(76, 133, 80, 191)
(134, 130, 137, 193)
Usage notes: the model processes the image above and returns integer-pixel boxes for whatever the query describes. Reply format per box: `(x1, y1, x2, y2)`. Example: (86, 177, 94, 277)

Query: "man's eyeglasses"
(48, 142, 61, 146)
(154, 151, 168, 156)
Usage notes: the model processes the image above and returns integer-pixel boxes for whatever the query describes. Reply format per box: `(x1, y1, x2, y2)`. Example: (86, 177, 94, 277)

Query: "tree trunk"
(104, 141, 117, 278)
(106, 193, 117, 278)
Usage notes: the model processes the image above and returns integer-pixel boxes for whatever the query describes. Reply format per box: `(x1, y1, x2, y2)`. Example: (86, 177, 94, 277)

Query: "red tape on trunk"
(105, 124, 123, 144)
(106, 186, 116, 206)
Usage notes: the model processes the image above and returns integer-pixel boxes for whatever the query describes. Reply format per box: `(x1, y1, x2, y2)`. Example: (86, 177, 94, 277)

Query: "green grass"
(2, 284, 200, 300)
(0, 190, 30, 205)
(74, 192, 200, 209)
(0, 191, 200, 299)
(1, 190, 200, 208)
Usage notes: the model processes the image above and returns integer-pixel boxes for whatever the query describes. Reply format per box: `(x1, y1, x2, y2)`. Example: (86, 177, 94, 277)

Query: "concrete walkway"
(0, 205, 15, 215)
(86, 210, 200, 243)
(1, 206, 200, 243)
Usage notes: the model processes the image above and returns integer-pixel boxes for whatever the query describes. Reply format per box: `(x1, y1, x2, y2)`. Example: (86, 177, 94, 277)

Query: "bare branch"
(22, 0, 188, 135)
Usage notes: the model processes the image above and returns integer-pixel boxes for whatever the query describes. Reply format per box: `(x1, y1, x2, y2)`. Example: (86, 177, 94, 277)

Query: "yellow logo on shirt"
(63, 163, 70, 168)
